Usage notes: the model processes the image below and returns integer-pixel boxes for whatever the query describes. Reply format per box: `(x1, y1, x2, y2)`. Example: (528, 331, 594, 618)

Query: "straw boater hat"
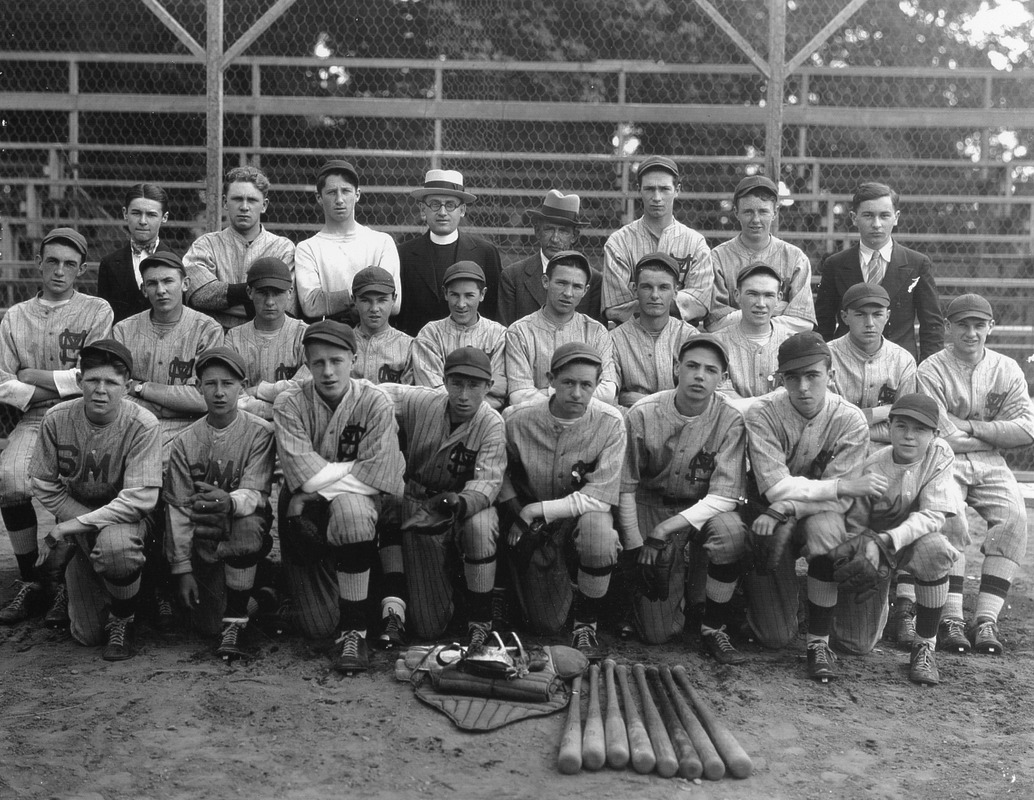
(410, 169, 477, 204)
(526, 190, 589, 228)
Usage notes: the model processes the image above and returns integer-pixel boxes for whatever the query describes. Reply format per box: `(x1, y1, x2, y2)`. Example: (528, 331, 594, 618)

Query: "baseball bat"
(557, 673, 583, 774)
(673, 665, 754, 778)
(631, 663, 678, 778)
(646, 666, 702, 780)
(581, 663, 606, 770)
(602, 659, 630, 769)
(660, 665, 724, 780)
(615, 664, 656, 774)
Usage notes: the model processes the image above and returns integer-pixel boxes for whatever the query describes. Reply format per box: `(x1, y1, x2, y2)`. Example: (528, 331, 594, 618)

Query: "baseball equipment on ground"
(581, 663, 606, 770)
(458, 631, 523, 679)
(557, 673, 583, 774)
(632, 663, 678, 778)
(829, 529, 894, 602)
(602, 659, 630, 768)
(660, 665, 723, 780)
(401, 504, 455, 536)
(673, 665, 753, 778)
(636, 537, 678, 601)
(749, 507, 795, 575)
(615, 664, 655, 774)
(647, 665, 701, 780)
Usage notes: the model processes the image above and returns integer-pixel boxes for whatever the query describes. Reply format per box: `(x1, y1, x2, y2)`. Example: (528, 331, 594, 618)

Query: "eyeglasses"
(422, 200, 462, 212)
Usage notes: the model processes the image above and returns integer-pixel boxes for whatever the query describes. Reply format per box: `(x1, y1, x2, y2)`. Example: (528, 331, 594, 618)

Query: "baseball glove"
(281, 496, 331, 561)
(636, 535, 679, 602)
(217, 515, 270, 561)
(401, 504, 455, 536)
(508, 518, 548, 575)
(749, 507, 795, 576)
(829, 529, 894, 602)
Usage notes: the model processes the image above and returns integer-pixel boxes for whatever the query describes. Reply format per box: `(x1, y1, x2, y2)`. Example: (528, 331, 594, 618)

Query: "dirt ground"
(1, 506, 1032, 800)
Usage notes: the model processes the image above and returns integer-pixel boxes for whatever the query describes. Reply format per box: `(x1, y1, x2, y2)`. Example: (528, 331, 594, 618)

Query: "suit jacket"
(97, 241, 176, 324)
(498, 252, 604, 326)
(815, 243, 943, 362)
(395, 230, 502, 336)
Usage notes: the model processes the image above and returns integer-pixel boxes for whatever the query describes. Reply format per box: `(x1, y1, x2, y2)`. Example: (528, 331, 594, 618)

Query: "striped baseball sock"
(702, 561, 739, 630)
(942, 555, 966, 621)
(894, 570, 916, 603)
(914, 576, 948, 641)
(973, 556, 1017, 624)
(806, 559, 837, 638)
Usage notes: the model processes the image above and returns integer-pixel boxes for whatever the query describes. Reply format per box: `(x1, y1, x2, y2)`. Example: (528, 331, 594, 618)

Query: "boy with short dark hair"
(350, 266, 413, 385)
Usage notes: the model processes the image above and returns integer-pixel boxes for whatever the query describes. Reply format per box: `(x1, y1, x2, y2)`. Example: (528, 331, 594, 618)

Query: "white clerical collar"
(539, 250, 550, 273)
(429, 230, 459, 245)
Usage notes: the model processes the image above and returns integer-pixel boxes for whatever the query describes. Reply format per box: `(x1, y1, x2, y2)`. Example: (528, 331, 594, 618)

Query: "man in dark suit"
(395, 169, 502, 336)
(815, 182, 943, 362)
(498, 190, 603, 325)
(97, 184, 175, 323)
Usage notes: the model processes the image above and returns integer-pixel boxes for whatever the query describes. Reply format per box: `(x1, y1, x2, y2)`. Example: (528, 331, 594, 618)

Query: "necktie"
(866, 252, 884, 285)
(130, 239, 158, 257)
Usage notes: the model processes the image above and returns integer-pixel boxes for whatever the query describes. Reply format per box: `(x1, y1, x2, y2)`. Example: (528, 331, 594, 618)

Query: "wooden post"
(205, 0, 224, 232)
(764, 0, 786, 181)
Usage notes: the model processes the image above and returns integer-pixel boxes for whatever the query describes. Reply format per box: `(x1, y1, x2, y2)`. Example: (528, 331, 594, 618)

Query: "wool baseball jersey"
(226, 317, 310, 419)
(708, 235, 815, 330)
(829, 334, 917, 441)
(412, 316, 507, 406)
(0, 292, 113, 412)
(352, 326, 414, 385)
(622, 390, 746, 504)
(273, 378, 405, 496)
(712, 318, 796, 398)
(602, 217, 712, 323)
(610, 316, 698, 406)
(502, 395, 625, 505)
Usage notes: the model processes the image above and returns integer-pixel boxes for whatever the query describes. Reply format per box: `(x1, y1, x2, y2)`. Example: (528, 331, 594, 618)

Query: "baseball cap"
(678, 333, 730, 370)
(550, 342, 602, 373)
(841, 283, 890, 310)
(195, 346, 247, 380)
(139, 251, 185, 275)
(634, 252, 680, 281)
(736, 262, 781, 287)
(636, 155, 679, 183)
(546, 250, 592, 281)
(316, 159, 360, 189)
(889, 393, 939, 430)
(247, 257, 292, 290)
(80, 339, 133, 374)
(732, 175, 779, 205)
(945, 293, 993, 322)
(302, 320, 356, 353)
(41, 227, 88, 257)
(443, 347, 492, 382)
(776, 331, 831, 373)
(352, 266, 396, 296)
(443, 261, 486, 286)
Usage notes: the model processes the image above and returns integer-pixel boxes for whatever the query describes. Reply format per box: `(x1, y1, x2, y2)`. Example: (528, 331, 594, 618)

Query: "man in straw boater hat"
(498, 189, 603, 325)
(396, 169, 502, 336)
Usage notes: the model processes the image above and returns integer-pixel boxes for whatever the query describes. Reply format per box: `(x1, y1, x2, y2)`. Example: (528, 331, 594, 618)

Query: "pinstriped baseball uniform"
(352, 326, 414, 385)
(712, 317, 796, 399)
(412, 316, 507, 408)
(504, 310, 617, 403)
(226, 317, 309, 420)
(609, 316, 698, 407)
(29, 398, 162, 646)
(829, 334, 917, 444)
(623, 391, 748, 642)
(112, 307, 224, 455)
(602, 218, 712, 323)
(708, 235, 815, 330)
(0, 292, 113, 505)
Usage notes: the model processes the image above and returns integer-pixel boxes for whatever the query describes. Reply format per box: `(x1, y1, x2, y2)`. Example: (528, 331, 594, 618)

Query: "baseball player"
(273, 321, 405, 674)
(350, 266, 413, 385)
(164, 347, 276, 659)
(184, 166, 296, 330)
(411, 261, 507, 410)
(28, 340, 162, 660)
(609, 252, 698, 408)
(917, 293, 1034, 656)
(225, 256, 310, 421)
(712, 263, 796, 410)
(707, 175, 815, 333)
(621, 335, 750, 663)
(499, 342, 626, 659)
(602, 155, 712, 325)
(0, 227, 113, 627)
(505, 251, 617, 407)
(742, 332, 886, 682)
(379, 348, 506, 646)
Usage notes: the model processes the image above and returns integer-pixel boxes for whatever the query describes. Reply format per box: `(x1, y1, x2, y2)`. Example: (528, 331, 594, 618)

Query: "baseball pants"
(0, 410, 45, 505)
(942, 454, 1028, 563)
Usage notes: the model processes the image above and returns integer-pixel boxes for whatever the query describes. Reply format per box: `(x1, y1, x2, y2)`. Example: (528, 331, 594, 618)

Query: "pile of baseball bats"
(557, 660, 753, 779)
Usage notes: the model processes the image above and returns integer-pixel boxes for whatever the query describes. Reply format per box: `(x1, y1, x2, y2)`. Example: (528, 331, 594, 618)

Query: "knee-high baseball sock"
(941, 555, 966, 621)
(894, 570, 916, 603)
(806, 558, 838, 640)
(702, 561, 739, 631)
(914, 576, 948, 642)
(974, 555, 1017, 623)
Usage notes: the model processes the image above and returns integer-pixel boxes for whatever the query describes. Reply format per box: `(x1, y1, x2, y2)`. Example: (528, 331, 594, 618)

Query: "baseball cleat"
(806, 640, 837, 683)
(908, 640, 940, 686)
(217, 620, 249, 661)
(936, 618, 971, 654)
(376, 609, 407, 650)
(467, 621, 492, 654)
(701, 625, 747, 666)
(969, 619, 1004, 655)
(332, 629, 370, 675)
(154, 594, 176, 634)
(0, 580, 44, 625)
(490, 587, 511, 631)
(571, 624, 606, 662)
(43, 583, 70, 628)
(103, 615, 135, 662)
(886, 599, 916, 647)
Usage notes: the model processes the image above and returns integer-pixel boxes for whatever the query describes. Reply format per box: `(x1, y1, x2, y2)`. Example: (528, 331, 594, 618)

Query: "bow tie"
(130, 239, 158, 257)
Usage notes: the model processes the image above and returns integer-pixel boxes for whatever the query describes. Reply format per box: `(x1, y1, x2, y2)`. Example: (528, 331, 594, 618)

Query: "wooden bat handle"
(673, 665, 753, 778)
(660, 665, 724, 780)
(581, 664, 606, 770)
(632, 663, 678, 778)
(557, 673, 583, 774)
(616, 664, 655, 774)
(646, 666, 701, 779)
(602, 659, 629, 769)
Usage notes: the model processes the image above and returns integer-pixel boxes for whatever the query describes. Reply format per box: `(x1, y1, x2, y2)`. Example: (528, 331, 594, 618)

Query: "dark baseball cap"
(546, 250, 592, 281)
(889, 393, 939, 430)
(636, 155, 679, 182)
(841, 283, 890, 310)
(776, 331, 831, 373)
(945, 293, 993, 322)
(41, 227, 88, 257)
(550, 342, 602, 373)
(736, 262, 781, 287)
(247, 256, 292, 290)
(732, 175, 779, 205)
(352, 266, 396, 296)
(443, 260, 486, 286)
(80, 339, 133, 374)
(444, 347, 492, 382)
(316, 159, 360, 188)
(139, 251, 185, 275)
(195, 346, 247, 380)
(678, 333, 729, 370)
(634, 252, 680, 281)
(302, 319, 356, 353)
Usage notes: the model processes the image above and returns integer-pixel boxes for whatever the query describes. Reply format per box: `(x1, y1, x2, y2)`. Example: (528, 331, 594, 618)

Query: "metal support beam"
(764, 0, 786, 179)
(205, 0, 224, 232)
(222, 0, 301, 67)
(140, 0, 205, 60)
